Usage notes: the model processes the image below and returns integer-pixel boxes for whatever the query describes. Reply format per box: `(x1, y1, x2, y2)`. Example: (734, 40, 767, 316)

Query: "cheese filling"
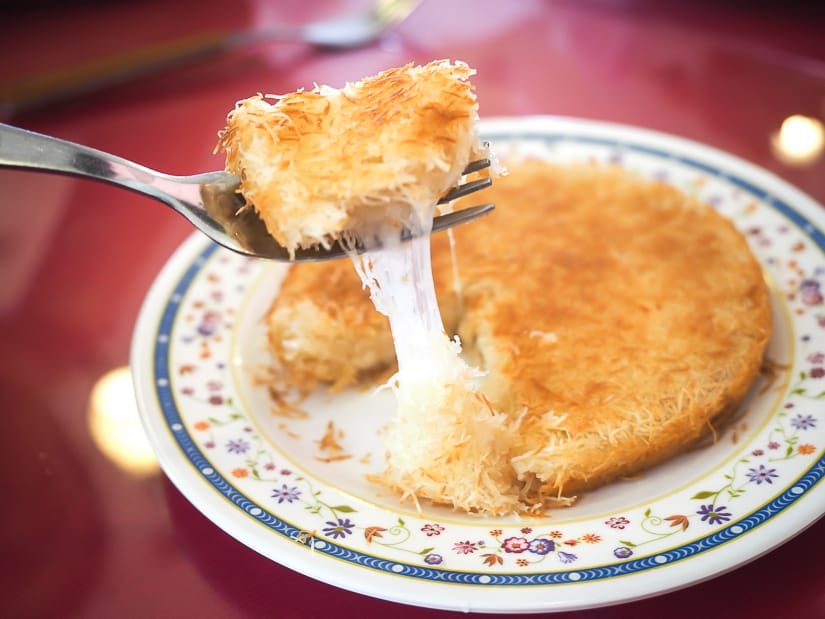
(349, 211, 524, 515)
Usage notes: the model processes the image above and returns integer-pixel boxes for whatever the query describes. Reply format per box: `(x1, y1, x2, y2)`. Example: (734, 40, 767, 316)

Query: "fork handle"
(0, 122, 193, 207)
(0, 122, 231, 234)
(0, 122, 155, 181)
(0, 121, 217, 221)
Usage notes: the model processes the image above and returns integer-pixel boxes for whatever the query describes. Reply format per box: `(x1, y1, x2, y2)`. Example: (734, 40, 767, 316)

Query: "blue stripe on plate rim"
(151, 131, 825, 587)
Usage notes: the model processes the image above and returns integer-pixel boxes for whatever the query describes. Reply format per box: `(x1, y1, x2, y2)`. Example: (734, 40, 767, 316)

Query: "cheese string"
(347, 205, 526, 515)
(350, 214, 444, 376)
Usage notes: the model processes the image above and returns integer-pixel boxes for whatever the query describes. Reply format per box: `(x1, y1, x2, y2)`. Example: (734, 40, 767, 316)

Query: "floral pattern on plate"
(134, 117, 825, 611)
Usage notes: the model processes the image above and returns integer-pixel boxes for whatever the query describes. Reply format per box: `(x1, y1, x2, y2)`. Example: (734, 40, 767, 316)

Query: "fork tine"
(284, 158, 495, 261)
(288, 202, 496, 262)
(437, 156, 492, 204)
(220, 155, 495, 261)
(462, 156, 491, 176)
(431, 202, 495, 234)
(438, 177, 492, 204)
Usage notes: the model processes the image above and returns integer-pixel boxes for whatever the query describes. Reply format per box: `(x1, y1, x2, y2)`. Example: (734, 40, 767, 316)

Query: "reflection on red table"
(1, 1, 824, 617)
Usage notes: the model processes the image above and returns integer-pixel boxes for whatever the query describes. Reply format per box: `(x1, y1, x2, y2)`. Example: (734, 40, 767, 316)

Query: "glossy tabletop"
(2, 1, 825, 617)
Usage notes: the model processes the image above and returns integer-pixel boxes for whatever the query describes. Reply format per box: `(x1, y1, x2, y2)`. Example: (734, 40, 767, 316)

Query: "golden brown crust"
(267, 160, 772, 505)
(217, 60, 481, 256)
(453, 162, 771, 496)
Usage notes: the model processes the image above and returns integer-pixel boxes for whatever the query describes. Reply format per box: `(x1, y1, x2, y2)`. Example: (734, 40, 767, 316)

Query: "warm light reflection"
(88, 366, 160, 477)
(771, 114, 825, 166)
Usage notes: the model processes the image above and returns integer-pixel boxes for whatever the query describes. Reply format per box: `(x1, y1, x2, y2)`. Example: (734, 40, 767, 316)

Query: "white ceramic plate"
(132, 116, 825, 614)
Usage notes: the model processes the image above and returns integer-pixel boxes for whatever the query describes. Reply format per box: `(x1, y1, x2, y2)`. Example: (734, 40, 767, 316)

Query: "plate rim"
(131, 114, 825, 613)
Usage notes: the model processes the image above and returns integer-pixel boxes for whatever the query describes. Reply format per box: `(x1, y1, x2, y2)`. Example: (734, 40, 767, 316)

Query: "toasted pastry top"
(266, 160, 772, 512)
(217, 60, 482, 256)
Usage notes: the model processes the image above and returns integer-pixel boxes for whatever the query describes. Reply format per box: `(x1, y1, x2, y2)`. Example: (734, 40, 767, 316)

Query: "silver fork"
(0, 123, 494, 261)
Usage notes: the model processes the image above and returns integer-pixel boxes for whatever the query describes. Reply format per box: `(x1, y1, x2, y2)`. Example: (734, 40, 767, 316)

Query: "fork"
(0, 123, 494, 261)
(1, 0, 423, 117)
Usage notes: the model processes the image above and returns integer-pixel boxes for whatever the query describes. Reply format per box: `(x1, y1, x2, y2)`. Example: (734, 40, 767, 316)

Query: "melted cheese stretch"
(352, 226, 443, 370)
(350, 217, 524, 515)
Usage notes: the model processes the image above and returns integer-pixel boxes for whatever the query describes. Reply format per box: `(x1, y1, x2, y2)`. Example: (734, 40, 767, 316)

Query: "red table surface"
(2, 1, 825, 617)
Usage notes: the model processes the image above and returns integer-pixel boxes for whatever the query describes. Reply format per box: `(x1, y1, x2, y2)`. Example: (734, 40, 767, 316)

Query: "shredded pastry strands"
(218, 61, 771, 515)
(217, 60, 482, 259)
(349, 213, 527, 516)
(217, 58, 531, 514)
(262, 158, 772, 515)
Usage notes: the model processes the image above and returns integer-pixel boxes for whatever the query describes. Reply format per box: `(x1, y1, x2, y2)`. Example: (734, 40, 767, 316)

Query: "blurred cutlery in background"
(0, 0, 422, 117)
